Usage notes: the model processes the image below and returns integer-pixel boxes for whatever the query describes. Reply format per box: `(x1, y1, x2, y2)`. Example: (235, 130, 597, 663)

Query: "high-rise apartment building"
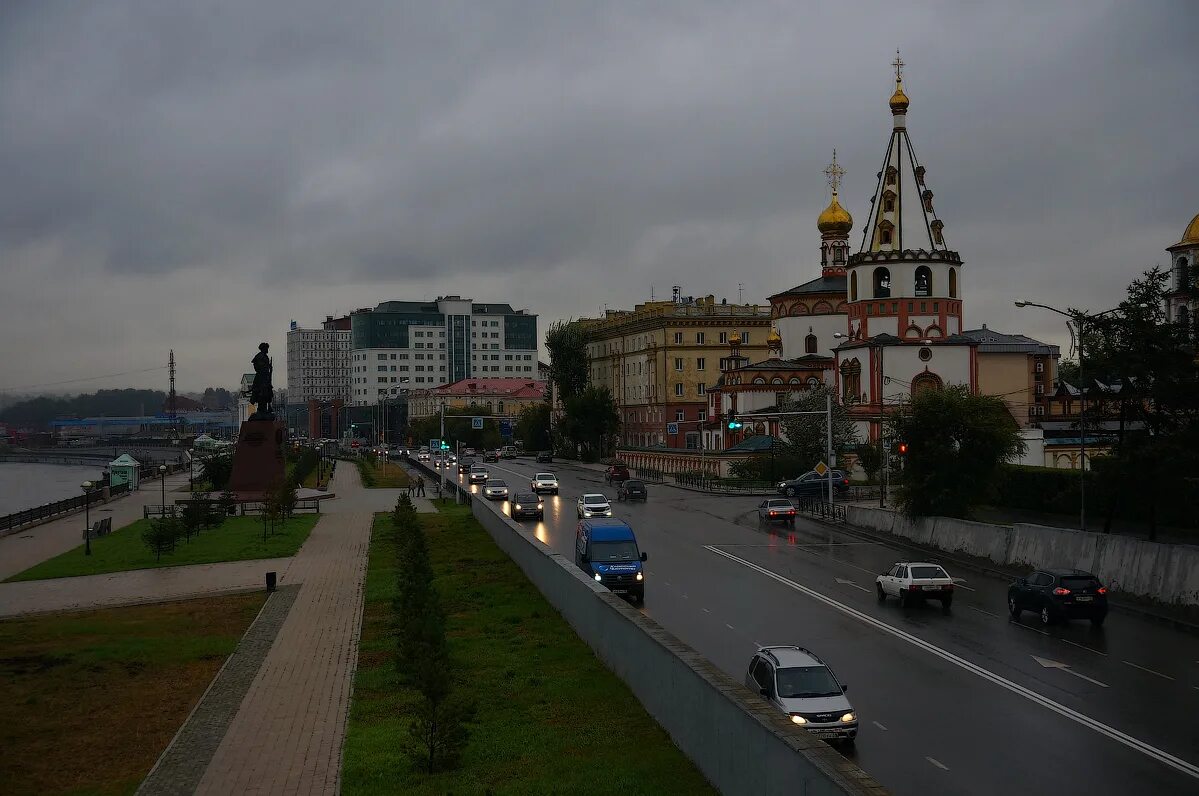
(286, 315, 352, 404)
(349, 296, 537, 405)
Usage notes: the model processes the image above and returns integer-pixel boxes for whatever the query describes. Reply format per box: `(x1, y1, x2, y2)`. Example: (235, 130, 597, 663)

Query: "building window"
(805, 334, 817, 354)
(696, 332, 705, 344)
(674, 383, 684, 397)
(949, 268, 958, 298)
(873, 267, 891, 298)
(742, 333, 749, 345)
(674, 332, 683, 344)
(915, 266, 932, 297)
(698, 383, 705, 395)
(674, 357, 684, 371)
(697, 357, 706, 370)
(850, 271, 858, 301)
(676, 410, 685, 422)
(719, 332, 728, 344)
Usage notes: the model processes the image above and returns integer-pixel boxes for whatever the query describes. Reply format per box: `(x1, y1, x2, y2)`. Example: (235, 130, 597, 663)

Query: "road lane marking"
(1031, 656, 1110, 688)
(1123, 661, 1176, 681)
(835, 577, 872, 593)
(1060, 638, 1107, 656)
(968, 606, 1001, 618)
(726, 623, 736, 630)
(702, 607, 711, 613)
(704, 545, 1199, 780)
(950, 579, 977, 592)
(1009, 621, 1051, 637)
(664, 581, 672, 587)
(872, 721, 888, 731)
(926, 757, 949, 771)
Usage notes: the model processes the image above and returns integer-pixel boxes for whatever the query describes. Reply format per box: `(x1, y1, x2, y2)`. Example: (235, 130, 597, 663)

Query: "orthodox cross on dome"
(824, 150, 846, 195)
(892, 50, 904, 82)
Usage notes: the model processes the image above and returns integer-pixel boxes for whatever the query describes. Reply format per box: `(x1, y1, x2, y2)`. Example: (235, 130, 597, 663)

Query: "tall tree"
(515, 403, 552, 451)
(889, 384, 1026, 519)
(778, 386, 859, 470)
(559, 386, 620, 460)
(544, 320, 590, 403)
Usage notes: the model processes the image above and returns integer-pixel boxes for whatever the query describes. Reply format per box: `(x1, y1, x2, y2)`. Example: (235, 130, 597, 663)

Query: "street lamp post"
(81, 480, 94, 556)
(159, 464, 168, 512)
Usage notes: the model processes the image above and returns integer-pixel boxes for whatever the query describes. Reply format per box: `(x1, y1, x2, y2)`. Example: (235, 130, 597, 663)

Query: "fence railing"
(670, 472, 775, 493)
(793, 497, 848, 522)
(0, 481, 131, 534)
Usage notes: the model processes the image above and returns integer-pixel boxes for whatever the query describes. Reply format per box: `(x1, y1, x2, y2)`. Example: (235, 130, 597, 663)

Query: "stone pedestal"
(228, 419, 286, 496)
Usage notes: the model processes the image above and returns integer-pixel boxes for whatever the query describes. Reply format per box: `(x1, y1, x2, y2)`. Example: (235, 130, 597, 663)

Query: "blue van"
(575, 518, 647, 603)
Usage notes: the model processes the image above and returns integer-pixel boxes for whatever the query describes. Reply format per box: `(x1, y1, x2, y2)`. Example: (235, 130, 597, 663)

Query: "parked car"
(777, 470, 849, 498)
(757, 498, 797, 526)
(483, 450, 499, 463)
(464, 447, 477, 456)
(1008, 568, 1108, 626)
(605, 462, 630, 485)
(876, 562, 955, 610)
(536, 450, 554, 463)
(510, 492, 544, 521)
(468, 465, 489, 484)
(483, 479, 510, 501)
(745, 646, 857, 745)
(576, 493, 613, 519)
(616, 479, 647, 501)
(501, 445, 517, 459)
(575, 517, 646, 603)
(458, 458, 475, 474)
(530, 472, 559, 495)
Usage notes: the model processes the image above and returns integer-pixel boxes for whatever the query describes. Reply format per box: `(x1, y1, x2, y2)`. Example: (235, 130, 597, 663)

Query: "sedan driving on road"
(876, 562, 955, 610)
(757, 498, 796, 526)
(616, 479, 647, 501)
(510, 492, 544, 521)
(576, 493, 613, 519)
(530, 472, 559, 495)
(745, 646, 857, 745)
(468, 465, 489, 484)
(482, 479, 510, 501)
(536, 450, 553, 463)
(1008, 568, 1108, 626)
(483, 451, 499, 463)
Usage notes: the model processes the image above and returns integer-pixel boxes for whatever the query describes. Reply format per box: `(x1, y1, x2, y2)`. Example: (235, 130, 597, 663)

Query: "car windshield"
(583, 495, 608, 506)
(775, 665, 842, 698)
(625, 480, 644, 488)
(535, 473, 555, 480)
(513, 494, 538, 503)
(591, 540, 638, 561)
(488, 480, 507, 488)
(471, 466, 486, 472)
(766, 499, 792, 508)
(1061, 575, 1102, 590)
(910, 565, 949, 579)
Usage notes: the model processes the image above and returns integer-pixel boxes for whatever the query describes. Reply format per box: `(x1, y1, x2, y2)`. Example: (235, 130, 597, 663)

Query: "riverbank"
(0, 462, 109, 516)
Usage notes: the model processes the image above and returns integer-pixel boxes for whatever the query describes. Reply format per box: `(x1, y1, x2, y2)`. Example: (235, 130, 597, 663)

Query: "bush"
(141, 517, 181, 562)
(291, 448, 319, 486)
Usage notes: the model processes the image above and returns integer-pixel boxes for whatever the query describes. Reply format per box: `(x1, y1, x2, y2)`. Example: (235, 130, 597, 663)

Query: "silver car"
(483, 479, 510, 501)
(468, 465, 489, 484)
(745, 646, 857, 745)
(576, 493, 612, 519)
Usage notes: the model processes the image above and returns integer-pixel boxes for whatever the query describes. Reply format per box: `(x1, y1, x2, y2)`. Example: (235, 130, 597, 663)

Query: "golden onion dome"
(767, 327, 783, 348)
(729, 331, 743, 347)
(889, 79, 910, 114)
(1180, 212, 1199, 245)
(817, 191, 853, 235)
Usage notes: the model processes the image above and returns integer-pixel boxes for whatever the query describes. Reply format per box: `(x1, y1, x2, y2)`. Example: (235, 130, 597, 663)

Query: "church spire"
(817, 150, 852, 276)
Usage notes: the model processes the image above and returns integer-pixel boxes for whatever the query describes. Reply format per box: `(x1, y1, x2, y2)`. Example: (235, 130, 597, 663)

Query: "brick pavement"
(0, 473, 191, 581)
(0, 557, 292, 618)
(186, 460, 420, 795)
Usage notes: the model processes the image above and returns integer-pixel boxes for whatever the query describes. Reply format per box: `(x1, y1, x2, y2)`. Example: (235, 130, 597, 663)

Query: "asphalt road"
(446, 458, 1199, 795)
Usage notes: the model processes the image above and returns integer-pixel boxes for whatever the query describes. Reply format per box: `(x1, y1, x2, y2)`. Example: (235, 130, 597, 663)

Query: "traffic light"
(726, 411, 742, 430)
(897, 442, 909, 456)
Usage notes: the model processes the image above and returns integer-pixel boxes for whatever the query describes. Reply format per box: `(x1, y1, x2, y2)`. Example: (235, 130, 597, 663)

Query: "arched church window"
(912, 372, 943, 395)
(885, 166, 897, 186)
(915, 266, 932, 297)
(948, 268, 958, 298)
(753, 377, 766, 385)
(807, 377, 820, 389)
(805, 334, 818, 354)
(882, 190, 897, 213)
(930, 219, 945, 246)
(850, 271, 858, 301)
(771, 377, 784, 385)
(881, 229, 893, 245)
(1179, 305, 1191, 335)
(873, 267, 891, 298)
(1179, 258, 1191, 291)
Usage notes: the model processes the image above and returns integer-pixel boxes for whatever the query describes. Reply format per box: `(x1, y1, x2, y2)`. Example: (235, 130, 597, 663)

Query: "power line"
(0, 365, 169, 393)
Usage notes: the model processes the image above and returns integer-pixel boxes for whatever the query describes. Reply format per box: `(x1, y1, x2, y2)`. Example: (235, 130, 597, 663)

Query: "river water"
(0, 462, 113, 516)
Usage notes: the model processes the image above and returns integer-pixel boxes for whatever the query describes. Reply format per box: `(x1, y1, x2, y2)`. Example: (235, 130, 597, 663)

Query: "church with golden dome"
(1167, 212, 1199, 329)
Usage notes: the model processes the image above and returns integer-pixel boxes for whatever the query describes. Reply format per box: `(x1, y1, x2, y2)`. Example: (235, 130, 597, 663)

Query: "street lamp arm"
(1014, 300, 1072, 319)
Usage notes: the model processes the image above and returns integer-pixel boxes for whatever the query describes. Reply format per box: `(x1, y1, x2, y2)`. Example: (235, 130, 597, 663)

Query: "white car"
(418, 451, 431, 462)
(530, 472, 559, 495)
(469, 466, 489, 484)
(483, 479, 510, 501)
(876, 562, 955, 610)
(576, 493, 612, 519)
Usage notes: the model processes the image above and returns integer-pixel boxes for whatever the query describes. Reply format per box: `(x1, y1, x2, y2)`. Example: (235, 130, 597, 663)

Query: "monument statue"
(248, 342, 275, 419)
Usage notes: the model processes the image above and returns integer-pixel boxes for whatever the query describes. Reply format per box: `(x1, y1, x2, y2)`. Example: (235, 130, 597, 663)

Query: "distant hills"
(0, 387, 236, 430)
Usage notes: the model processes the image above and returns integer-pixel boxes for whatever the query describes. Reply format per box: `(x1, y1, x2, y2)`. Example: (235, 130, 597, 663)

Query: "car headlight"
(635, 572, 643, 581)
(790, 715, 806, 725)
(537, 502, 543, 509)
(514, 504, 521, 510)
(840, 712, 856, 723)
(594, 573, 602, 582)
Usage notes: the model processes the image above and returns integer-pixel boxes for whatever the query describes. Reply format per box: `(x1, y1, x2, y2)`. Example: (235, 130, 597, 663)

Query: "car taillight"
(909, 584, 920, 592)
(1052, 587, 1071, 596)
(1097, 587, 1107, 594)
(769, 511, 776, 516)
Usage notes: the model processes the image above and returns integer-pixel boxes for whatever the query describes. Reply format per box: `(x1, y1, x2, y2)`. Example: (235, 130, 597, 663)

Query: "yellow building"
(958, 325, 1059, 428)
(584, 296, 773, 448)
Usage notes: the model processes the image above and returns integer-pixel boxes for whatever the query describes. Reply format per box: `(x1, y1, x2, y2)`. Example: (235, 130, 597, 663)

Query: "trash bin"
(266, 571, 277, 592)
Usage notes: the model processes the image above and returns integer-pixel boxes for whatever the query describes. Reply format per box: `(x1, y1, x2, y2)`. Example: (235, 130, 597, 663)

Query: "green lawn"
(356, 457, 411, 488)
(6, 514, 319, 582)
(342, 504, 713, 795)
(0, 593, 264, 795)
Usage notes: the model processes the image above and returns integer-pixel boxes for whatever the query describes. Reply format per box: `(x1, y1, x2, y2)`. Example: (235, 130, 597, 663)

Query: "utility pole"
(826, 390, 834, 504)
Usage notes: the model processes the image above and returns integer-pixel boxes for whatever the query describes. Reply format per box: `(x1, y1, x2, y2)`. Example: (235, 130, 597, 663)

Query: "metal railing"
(793, 497, 848, 522)
(671, 472, 775, 493)
(0, 481, 131, 533)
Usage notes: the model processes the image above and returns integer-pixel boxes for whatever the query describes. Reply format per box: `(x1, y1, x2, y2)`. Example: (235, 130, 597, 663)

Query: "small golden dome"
(1180, 212, 1199, 245)
(729, 331, 742, 347)
(817, 192, 853, 235)
(767, 326, 782, 344)
(889, 79, 910, 114)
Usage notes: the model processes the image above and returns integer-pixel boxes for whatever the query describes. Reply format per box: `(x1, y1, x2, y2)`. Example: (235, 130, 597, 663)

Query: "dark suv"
(536, 451, 553, 463)
(777, 470, 850, 498)
(1008, 569, 1108, 626)
(616, 479, 647, 501)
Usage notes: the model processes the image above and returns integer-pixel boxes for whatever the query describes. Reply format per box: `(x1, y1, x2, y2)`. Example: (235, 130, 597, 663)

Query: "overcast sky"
(2, 1, 1196, 395)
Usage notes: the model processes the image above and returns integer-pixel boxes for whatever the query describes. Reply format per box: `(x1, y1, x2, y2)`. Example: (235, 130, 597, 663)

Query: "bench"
(82, 516, 112, 540)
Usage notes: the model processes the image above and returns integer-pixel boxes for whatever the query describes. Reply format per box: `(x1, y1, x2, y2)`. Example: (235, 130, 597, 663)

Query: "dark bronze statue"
(248, 342, 275, 419)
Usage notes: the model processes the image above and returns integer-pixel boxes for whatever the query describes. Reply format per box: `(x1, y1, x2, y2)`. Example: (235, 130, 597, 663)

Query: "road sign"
(472, 417, 484, 430)
(814, 461, 829, 476)
(666, 422, 679, 435)
(500, 420, 513, 438)
(429, 438, 439, 451)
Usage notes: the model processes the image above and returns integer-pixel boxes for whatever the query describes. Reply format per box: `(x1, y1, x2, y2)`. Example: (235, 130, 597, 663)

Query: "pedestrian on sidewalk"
(416, 476, 426, 497)
(406, 478, 414, 498)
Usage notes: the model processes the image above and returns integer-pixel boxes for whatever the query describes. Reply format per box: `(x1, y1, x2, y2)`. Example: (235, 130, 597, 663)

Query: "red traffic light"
(897, 442, 909, 455)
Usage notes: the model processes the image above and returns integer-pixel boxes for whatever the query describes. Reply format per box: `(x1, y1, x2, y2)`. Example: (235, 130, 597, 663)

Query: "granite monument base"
(227, 419, 286, 497)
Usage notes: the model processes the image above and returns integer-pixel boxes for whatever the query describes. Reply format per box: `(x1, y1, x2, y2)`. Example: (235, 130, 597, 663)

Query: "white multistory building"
(285, 316, 352, 404)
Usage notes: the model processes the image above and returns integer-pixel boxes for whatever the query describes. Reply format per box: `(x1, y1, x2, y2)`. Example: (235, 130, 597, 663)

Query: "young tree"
(273, 479, 298, 522)
(545, 320, 590, 403)
(515, 403, 551, 451)
(778, 387, 859, 471)
(559, 386, 620, 460)
(180, 499, 207, 543)
(142, 517, 181, 562)
(889, 385, 1026, 519)
(856, 441, 883, 483)
(219, 490, 238, 520)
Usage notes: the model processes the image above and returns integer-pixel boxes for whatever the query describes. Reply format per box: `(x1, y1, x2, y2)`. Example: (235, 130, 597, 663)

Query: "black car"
(483, 451, 499, 463)
(457, 458, 475, 474)
(536, 451, 553, 463)
(616, 479, 647, 501)
(777, 470, 850, 498)
(510, 492, 544, 521)
(1008, 568, 1108, 626)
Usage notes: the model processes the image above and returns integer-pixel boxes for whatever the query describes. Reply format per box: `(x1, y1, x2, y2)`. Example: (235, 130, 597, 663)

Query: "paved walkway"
(0, 473, 191, 581)
(0, 557, 293, 618)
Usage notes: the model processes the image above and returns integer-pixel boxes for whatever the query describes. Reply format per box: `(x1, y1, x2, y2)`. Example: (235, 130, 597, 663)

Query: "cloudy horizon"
(2, 1, 1196, 395)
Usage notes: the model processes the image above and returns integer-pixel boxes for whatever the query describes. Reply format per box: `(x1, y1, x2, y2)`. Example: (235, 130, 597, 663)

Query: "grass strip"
(356, 457, 411, 489)
(342, 504, 713, 795)
(0, 593, 265, 795)
(6, 514, 319, 582)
